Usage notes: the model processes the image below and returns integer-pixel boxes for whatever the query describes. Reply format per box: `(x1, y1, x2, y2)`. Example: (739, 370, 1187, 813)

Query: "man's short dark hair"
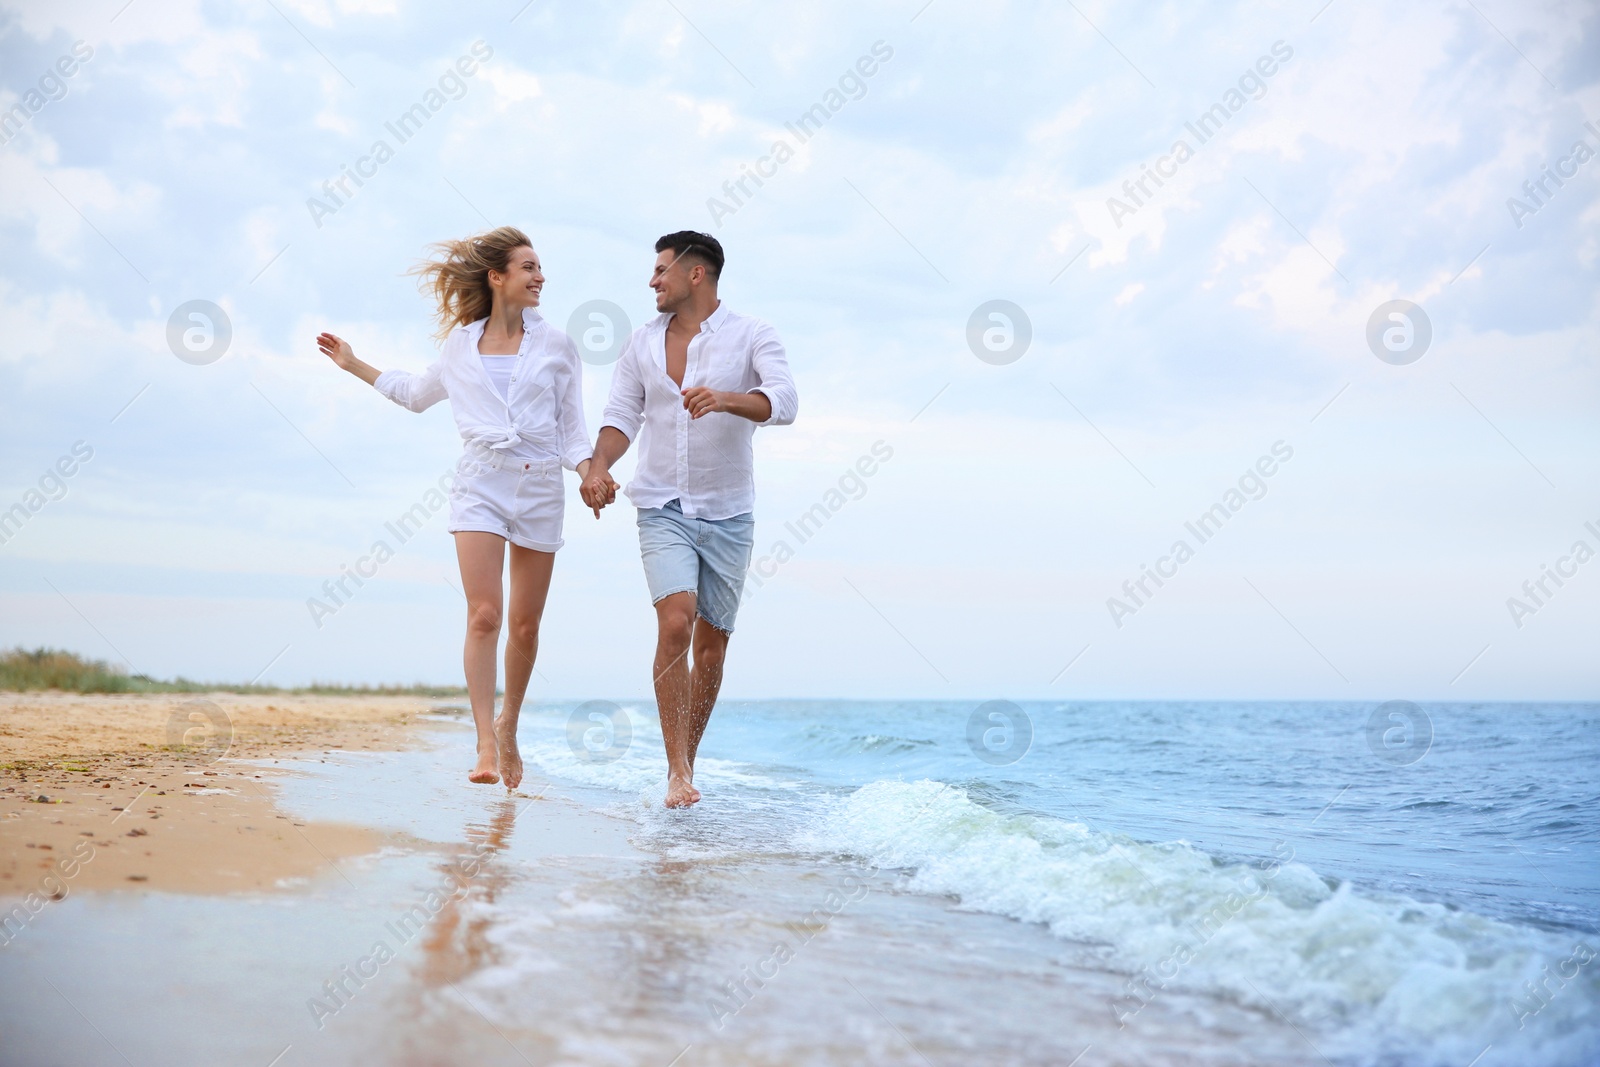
(655, 230, 724, 281)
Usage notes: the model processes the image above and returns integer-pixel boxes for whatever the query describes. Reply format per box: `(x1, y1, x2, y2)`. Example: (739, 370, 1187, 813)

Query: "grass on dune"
(0, 647, 467, 697)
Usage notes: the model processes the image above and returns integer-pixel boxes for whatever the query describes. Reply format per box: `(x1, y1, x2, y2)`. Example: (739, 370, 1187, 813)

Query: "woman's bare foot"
(493, 716, 523, 791)
(468, 741, 499, 785)
(664, 774, 701, 808)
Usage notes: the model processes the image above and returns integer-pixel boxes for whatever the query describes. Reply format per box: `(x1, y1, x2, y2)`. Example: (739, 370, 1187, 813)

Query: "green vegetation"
(0, 647, 466, 697)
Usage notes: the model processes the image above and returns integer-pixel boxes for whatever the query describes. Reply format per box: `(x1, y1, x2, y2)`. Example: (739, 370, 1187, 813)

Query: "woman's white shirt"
(372, 308, 593, 470)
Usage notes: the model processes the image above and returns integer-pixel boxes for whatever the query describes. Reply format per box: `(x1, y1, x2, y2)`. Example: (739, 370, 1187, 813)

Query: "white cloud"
(483, 65, 544, 108)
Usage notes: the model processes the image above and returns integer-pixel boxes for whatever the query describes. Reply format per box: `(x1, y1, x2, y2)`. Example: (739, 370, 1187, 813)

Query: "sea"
(479, 698, 1600, 1066)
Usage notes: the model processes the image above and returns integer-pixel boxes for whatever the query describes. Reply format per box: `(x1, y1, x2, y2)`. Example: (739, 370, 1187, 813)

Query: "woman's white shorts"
(447, 449, 566, 552)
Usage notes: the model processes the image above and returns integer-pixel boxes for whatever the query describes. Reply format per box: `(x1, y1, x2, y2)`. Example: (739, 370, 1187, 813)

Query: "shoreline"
(4, 696, 1586, 1064)
(0, 691, 451, 897)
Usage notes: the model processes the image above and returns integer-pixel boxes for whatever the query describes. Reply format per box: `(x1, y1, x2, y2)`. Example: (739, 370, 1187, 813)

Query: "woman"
(317, 226, 614, 788)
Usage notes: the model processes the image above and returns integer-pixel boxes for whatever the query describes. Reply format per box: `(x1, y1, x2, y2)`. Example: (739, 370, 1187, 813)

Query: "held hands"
(579, 465, 620, 518)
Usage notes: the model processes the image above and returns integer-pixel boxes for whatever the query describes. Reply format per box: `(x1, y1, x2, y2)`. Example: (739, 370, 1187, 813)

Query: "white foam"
(522, 705, 803, 797)
(805, 779, 1600, 1067)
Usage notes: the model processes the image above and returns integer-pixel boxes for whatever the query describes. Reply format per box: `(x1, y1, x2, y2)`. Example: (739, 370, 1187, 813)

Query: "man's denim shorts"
(636, 499, 755, 633)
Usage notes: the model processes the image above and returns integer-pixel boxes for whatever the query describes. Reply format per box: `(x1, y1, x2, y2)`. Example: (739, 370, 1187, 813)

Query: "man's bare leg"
(653, 592, 700, 807)
(496, 545, 554, 791)
(685, 616, 729, 777)
(454, 532, 507, 785)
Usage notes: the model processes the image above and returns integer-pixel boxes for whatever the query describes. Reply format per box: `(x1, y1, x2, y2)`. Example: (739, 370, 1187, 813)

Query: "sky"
(0, 0, 1596, 701)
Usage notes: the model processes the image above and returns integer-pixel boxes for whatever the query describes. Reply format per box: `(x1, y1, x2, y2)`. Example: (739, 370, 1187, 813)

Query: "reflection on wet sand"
(415, 797, 521, 989)
(614, 856, 731, 1023)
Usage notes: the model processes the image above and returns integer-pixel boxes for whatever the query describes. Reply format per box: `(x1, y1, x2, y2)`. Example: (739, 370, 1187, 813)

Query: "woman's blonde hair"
(408, 226, 533, 340)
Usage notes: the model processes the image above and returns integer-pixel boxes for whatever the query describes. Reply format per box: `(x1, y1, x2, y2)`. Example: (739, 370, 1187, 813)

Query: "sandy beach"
(0, 692, 437, 894)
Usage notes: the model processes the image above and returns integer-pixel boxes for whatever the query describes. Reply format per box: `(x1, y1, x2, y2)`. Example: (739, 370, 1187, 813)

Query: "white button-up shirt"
(373, 308, 593, 470)
(601, 302, 797, 520)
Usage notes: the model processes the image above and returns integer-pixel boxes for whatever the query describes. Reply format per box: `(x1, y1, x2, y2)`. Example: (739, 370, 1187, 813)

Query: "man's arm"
(746, 324, 797, 426)
(590, 426, 631, 470)
(681, 323, 795, 424)
(580, 336, 644, 515)
(681, 388, 771, 422)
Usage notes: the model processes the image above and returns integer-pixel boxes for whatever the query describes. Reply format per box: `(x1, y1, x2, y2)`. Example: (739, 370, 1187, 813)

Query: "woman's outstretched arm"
(318, 332, 446, 412)
(317, 332, 381, 385)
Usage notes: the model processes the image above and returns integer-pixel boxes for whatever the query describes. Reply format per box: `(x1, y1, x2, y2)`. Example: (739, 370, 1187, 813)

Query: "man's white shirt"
(601, 302, 797, 520)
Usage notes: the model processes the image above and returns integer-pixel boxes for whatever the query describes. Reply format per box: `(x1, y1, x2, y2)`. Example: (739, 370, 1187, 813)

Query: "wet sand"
(0, 693, 1323, 1066)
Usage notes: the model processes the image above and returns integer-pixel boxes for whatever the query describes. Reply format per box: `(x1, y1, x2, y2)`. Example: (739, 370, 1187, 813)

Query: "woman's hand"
(316, 332, 356, 369)
(317, 332, 381, 386)
(579, 462, 619, 518)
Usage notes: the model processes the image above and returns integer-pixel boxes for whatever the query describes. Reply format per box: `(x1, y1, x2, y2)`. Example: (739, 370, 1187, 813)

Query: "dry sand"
(0, 691, 451, 896)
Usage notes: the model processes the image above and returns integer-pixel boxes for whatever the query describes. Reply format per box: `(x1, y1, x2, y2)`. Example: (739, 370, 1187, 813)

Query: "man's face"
(650, 249, 696, 311)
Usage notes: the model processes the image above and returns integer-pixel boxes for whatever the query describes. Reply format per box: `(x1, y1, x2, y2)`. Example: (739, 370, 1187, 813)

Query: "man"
(581, 231, 797, 808)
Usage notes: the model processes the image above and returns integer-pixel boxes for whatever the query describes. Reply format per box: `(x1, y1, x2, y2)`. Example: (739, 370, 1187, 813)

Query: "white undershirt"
(479, 354, 517, 401)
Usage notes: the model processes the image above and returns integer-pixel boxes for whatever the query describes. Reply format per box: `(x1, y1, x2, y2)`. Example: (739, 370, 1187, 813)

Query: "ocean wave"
(802, 778, 1600, 1067)
(790, 724, 940, 757)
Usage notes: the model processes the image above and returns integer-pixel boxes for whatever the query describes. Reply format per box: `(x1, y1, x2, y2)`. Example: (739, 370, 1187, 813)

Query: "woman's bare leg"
(455, 532, 507, 784)
(497, 544, 555, 790)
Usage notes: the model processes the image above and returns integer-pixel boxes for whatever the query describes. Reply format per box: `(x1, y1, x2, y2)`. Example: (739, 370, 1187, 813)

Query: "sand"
(0, 691, 448, 895)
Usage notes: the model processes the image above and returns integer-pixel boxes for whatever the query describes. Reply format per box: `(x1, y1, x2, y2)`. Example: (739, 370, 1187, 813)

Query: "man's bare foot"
(468, 742, 499, 785)
(493, 716, 523, 791)
(664, 774, 701, 808)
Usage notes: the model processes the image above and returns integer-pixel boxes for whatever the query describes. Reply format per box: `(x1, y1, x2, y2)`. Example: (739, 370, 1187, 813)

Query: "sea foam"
(805, 778, 1600, 1067)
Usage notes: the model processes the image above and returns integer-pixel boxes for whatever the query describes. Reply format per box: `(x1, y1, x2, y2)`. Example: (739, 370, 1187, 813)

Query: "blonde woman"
(317, 226, 614, 788)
